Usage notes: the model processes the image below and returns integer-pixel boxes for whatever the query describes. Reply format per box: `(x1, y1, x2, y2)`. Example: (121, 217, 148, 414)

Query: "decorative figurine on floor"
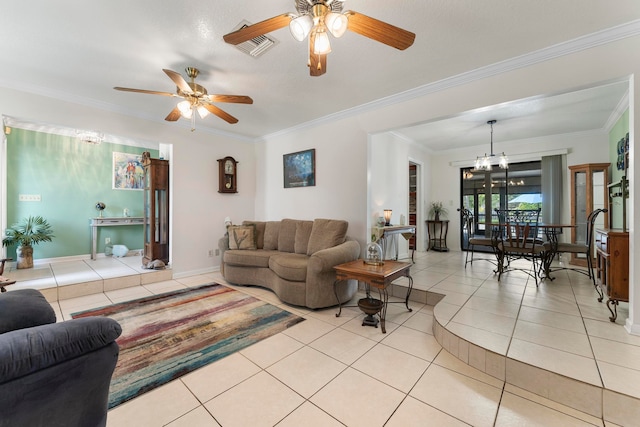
(142, 259, 166, 270)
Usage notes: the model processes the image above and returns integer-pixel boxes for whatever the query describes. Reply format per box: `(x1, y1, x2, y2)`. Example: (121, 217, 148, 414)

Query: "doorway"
(409, 163, 417, 251)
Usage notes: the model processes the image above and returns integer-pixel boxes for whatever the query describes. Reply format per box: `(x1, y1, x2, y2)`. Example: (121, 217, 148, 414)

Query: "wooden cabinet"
(595, 228, 628, 322)
(569, 163, 609, 267)
(408, 165, 417, 250)
(142, 154, 169, 266)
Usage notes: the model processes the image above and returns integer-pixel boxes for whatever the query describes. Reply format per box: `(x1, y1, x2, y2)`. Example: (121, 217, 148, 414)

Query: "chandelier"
(474, 120, 508, 171)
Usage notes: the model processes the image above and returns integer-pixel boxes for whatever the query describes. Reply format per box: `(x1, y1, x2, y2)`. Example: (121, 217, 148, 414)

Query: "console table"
(372, 225, 416, 262)
(426, 220, 449, 252)
(89, 217, 144, 260)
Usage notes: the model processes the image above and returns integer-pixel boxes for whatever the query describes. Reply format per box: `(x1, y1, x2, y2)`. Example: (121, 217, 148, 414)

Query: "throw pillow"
(294, 220, 314, 254)
(277, 219, 298, 253)
(307, 219, 348, 255)
(263, 221, 281, 250)
(243, 221, 266, 249)
(228, 224, 257, 250)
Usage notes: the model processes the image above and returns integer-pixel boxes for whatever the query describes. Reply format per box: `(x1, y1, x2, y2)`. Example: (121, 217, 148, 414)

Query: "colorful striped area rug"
(72, 283, 304, 409)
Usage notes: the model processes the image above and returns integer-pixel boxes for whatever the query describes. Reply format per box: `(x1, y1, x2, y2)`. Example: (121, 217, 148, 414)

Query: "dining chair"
(550, 208, 607, 297)
(495, 208, 544, 286)
(459, 208, 498, 268)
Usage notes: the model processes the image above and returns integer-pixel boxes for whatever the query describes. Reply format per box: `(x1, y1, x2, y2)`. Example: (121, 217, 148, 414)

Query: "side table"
(333, 260, 413, 333)
(426, 220, 449, 252)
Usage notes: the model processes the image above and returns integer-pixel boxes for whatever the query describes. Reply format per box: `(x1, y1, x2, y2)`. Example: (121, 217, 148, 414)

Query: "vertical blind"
(541, 155, 563, 224)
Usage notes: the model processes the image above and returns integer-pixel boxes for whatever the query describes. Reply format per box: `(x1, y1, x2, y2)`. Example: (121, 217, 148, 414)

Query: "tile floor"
(4, 252, 639, 426)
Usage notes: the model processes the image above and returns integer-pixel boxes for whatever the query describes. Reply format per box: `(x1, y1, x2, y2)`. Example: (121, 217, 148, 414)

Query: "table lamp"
(383, 209, 392, 226)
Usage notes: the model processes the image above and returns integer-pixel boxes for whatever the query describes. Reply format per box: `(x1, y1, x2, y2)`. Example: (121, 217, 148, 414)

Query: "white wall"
(257, 117, 369, 252)
(369, 133, 431, 257)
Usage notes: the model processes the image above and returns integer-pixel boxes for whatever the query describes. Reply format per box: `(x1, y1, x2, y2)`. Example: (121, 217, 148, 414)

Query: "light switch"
(18, 194, 41, 202)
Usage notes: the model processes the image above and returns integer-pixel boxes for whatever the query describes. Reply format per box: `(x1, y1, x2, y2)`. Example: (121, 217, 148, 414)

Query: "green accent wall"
(5, 128, 159, 259)
(608, 109, 629, 229)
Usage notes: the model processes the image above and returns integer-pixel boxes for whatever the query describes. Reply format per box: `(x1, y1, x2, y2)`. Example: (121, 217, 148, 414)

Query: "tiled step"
(4, 256, 172, 303)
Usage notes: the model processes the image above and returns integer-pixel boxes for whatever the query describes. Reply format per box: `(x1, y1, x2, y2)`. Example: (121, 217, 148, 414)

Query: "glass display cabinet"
(568, 163, 609, 267)
(142, 152, 169, 266)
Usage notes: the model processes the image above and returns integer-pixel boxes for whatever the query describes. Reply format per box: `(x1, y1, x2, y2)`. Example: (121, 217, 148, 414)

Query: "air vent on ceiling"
(231, 20, 279, 58)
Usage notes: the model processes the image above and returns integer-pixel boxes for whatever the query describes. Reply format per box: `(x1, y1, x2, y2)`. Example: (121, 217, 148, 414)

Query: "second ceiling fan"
(223, 0, 415, 76)
(114, 67, 253, 131)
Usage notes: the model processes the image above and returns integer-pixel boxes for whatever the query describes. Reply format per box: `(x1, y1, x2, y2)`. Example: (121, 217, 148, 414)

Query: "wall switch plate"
(19, 194, 41, 202)
(208, 250, 214, 257)
(105, 237, 111, 244)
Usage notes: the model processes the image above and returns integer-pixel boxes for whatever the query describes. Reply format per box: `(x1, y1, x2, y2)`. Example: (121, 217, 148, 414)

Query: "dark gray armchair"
(0, 289, 121, 427)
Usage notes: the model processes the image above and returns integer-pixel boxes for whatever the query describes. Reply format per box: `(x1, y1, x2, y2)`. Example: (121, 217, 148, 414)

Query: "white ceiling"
(0, 1, 638, 147)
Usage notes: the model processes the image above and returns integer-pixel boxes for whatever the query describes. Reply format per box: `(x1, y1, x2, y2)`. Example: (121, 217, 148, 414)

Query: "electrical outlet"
(208, 249, 214, 257)
(215, 249, 220, 256)
(105, 237, 111, 245)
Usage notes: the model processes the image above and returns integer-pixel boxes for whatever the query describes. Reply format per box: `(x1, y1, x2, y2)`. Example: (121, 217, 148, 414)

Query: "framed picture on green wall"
(113, 152, 144, 190)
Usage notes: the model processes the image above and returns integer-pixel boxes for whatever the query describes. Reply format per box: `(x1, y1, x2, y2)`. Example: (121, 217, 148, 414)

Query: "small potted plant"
(2, 215, 54, 269)
(429, 201, 448, 221)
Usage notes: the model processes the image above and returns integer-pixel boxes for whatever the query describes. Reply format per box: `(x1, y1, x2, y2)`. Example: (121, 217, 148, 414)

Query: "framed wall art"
(113, 151, 144, 190)
(283, 148, 315, 188)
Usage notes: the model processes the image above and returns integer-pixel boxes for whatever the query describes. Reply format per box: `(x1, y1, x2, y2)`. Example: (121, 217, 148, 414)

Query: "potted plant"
(429, 201, 448, 221)
(2, 215, 54, 269)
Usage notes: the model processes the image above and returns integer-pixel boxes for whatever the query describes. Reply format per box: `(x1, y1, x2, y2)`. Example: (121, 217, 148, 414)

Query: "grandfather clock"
(142, 152, 169, 266)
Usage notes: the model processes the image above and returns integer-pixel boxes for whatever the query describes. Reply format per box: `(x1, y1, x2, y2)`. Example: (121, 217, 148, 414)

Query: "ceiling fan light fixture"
(290, 14, 313, 41)
(177, 100, 193, 119)
(313, 27, 332, 54)
(197, 105, 210, 119)
(325, 12, 348, 37)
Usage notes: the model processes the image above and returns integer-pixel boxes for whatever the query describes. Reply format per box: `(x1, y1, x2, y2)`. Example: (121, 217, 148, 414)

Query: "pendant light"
(474, 120, 508, 171)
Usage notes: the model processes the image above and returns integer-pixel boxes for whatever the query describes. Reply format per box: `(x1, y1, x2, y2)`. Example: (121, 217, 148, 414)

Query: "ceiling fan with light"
(223, 0, 415, 76)
(114, 67, 253, 131)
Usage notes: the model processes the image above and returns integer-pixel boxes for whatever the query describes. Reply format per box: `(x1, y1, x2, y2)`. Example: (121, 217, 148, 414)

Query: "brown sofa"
(218, 218, 361, 309)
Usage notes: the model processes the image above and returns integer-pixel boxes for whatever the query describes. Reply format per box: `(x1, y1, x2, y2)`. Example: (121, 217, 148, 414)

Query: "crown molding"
(261, 19, 640, 141)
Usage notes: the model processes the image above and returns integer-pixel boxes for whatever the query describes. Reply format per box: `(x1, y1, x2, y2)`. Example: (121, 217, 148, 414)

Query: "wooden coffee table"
(333, 260, 413, 333)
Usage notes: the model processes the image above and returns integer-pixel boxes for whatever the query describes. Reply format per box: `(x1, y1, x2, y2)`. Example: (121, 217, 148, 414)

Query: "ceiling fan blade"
(207, 95, 254, 104)
(203, 103, 239, 124)
(345, 11, 415, 50)
(308, 31, 327, 77)
(223, 14, 291, 45)
(163, 69, 193, 94)
(165, 107, 182, 122)
(113, 87, 177, 97)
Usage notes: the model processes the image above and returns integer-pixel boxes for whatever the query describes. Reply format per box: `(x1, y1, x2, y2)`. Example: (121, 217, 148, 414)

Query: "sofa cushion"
(243, 221, 266, 249)
(224, 250, 279, 268)
(0, 289, 56, 334)
(278, 219, 298, 253)
(228, 225, 257, 250)
(307, 219, 348, 255)
(263, 221, 281, 250)
(294, 220, 314, 254)
(269, 253, 309, 282)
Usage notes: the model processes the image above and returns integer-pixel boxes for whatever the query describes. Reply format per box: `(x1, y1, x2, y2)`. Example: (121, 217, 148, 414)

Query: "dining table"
(537, 223, 576, 280)
(486, 222, 576, 281)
